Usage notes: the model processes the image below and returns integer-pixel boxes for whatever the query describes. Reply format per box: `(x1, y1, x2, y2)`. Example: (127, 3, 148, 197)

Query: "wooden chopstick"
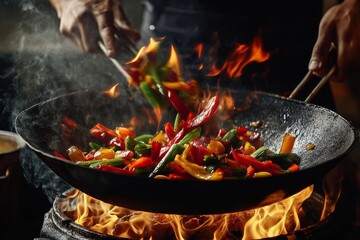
(289, 65, 337, 103)
(98, 41, 131, 80)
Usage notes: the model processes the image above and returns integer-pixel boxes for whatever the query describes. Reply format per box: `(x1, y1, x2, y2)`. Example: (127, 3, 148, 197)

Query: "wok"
(15, 89, 357, 214)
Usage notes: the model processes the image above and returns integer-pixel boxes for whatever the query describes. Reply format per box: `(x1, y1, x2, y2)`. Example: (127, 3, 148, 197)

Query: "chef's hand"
(49, 0, 140, 57)
(309, 0, 360, 82)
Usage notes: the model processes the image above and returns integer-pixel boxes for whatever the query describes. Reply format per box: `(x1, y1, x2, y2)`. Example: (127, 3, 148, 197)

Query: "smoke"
(0, 0, 132, 202)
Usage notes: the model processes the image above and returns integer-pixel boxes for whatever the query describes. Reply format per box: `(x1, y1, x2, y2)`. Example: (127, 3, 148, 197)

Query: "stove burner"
(38, 187, 343, 239)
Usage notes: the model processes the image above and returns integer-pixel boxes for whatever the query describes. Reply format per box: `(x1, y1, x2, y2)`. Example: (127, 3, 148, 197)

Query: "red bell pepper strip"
(166, 89, 191, 119)
(151, 141, 162, 162)
(158, 95, 218, 158)
(62, 116, 77, 130)
(287, 164, 300, 173)
(90, 123, 118, 142)
(93, 164, 133, 176)
(53, 150, 67, 160)
(246, 165, 255, 178)
(109, 136, 126, 150)
(128, 157, 154, 171)
(164, 122, 176, 140)
(169, 173, 193, 180)
(232, 151, 284, 175)
(187, 95, 219, 129)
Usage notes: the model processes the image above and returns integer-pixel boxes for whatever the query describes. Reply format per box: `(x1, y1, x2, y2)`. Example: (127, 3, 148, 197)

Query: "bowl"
(0, 130, 26, 179)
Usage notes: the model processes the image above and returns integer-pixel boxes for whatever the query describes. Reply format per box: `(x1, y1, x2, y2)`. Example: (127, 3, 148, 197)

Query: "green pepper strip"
(77, 158, 125, 167)
(221, 128, 242, 150)
(173, 113, 181, 132)
(134, 134, 153, 143)
(177, 127, 201, 145)
(139, 82, 163, 109)
(148, 67, 165, 95)
(149, 143, 185, 178)
(250, 146, 270, 159)
(89, 142, 102, 150)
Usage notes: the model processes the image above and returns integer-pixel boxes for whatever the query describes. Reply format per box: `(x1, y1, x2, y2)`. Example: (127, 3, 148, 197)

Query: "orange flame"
(103, 84, 120, 99)
(207, 35, 270, 79)
(65, 185, 338, 239)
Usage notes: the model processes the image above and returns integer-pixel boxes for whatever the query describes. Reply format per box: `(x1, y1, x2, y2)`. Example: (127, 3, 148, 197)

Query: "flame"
(194, 43, 203, 59)
(65, 185, 335, 239)
(103, 84, 120, 99)
(167, 45, 182, 78)
(243, 185, 313, 239)
(206, 35, 270, 79)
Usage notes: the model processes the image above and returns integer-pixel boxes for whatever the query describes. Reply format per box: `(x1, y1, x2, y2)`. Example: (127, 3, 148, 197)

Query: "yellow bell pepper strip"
(254, 171, 272, 178)
(279, 132, 296, 153)
(207, 140, 226, 155)
(149, 143, 185, 178)
(243, 141, 256, 155)
(162, 81, 192, 92)
(116, 127, 136, 139)
(93, 147, 115, 160)
(174, 155, 223, 181)
(151, 130, 167, 145)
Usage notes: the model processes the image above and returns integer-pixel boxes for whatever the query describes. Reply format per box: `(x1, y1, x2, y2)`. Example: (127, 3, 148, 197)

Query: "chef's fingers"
(308, 9, 335, 78)
(112, 1, 141, 43)
(58, 3, 98, 53)
(77, 11, 99, 53)
(94, 10, 116, 57)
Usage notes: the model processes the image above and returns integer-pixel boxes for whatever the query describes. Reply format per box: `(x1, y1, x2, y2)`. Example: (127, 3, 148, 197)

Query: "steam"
(1, 0, 130, 202)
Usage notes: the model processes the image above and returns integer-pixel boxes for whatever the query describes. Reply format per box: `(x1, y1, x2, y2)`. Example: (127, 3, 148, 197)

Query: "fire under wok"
(15, 89, 357, 214)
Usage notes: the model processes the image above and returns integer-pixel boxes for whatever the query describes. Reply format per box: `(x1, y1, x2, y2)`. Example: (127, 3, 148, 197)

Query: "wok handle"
(289, 65, 337, 103)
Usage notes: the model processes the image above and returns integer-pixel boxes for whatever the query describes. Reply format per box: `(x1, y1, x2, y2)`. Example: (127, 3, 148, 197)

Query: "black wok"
(15, 89, 357, 214)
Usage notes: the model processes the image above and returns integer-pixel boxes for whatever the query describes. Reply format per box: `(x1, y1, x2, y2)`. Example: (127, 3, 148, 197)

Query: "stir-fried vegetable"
(58, 105, 300, 180)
